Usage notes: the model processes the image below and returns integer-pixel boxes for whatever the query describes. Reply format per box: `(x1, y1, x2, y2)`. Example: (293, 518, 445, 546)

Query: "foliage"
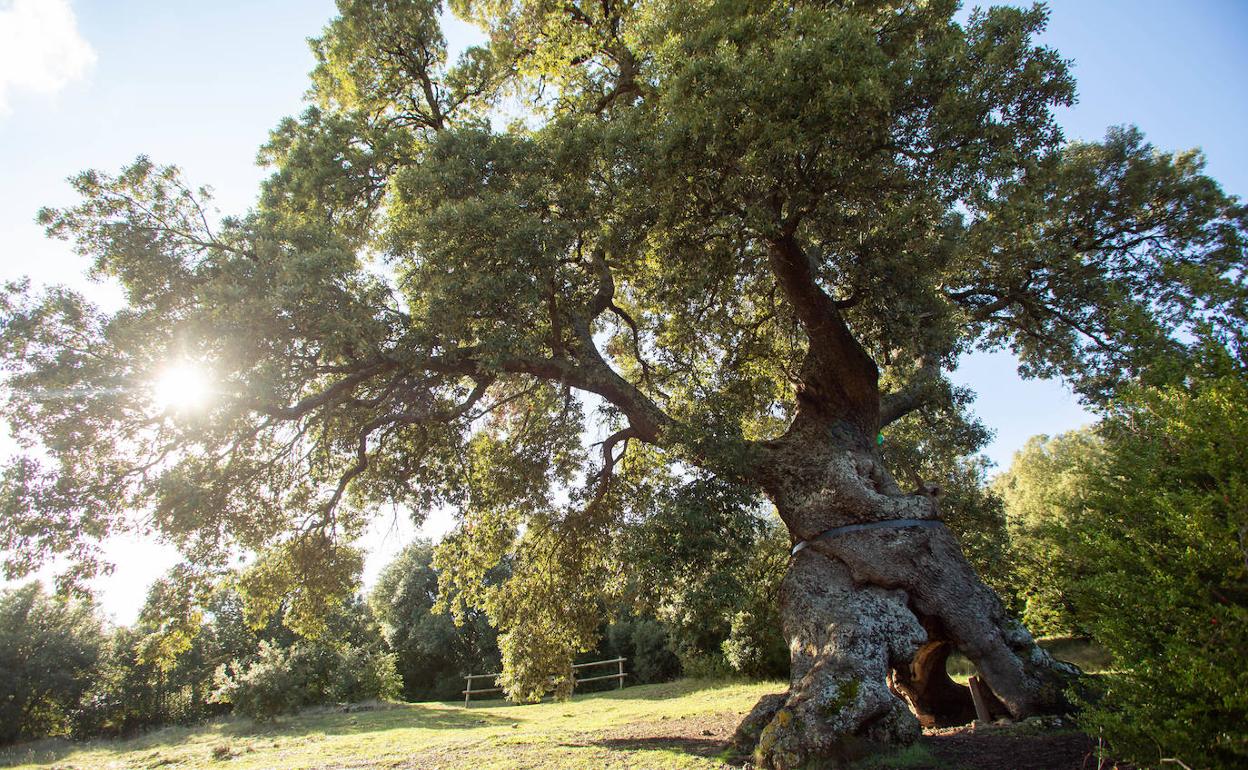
(116, 575, 390, 726)
(0, 571, 398, 739)
(70, 621, 225, 738)
(600, 615, 681, 685)
(2, 0, 1245, 701)
(992, 428, 1101, 635)
(371, 537, 687, 700)
(717, 526, 789, 680)
(722, 607, 788, 680)
(204, 587, 395, 720)
(209, 641, 309, 721)
(1061, 375, 1248, 769)
(369, 539, 501, 700)
(332, 645, 403, 703)
(609, 471, 789, 678)
(209, 639, 399, 722)
(0, 584, 105, 744)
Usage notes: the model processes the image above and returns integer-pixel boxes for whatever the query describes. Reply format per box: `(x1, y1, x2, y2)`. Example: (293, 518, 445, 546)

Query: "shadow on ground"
(254, 702, 518, 738)
(588, 735, 732, 758)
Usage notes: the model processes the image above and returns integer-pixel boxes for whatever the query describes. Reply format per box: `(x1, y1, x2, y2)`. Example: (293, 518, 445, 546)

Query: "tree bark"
(736, 442, 1077, 769)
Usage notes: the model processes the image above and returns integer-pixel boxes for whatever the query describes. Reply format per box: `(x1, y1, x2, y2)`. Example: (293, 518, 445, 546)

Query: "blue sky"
(0, 0, 1245, 622)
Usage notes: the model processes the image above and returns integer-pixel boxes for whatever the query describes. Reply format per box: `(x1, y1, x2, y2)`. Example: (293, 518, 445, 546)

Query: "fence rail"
(462, 657, 627, 706)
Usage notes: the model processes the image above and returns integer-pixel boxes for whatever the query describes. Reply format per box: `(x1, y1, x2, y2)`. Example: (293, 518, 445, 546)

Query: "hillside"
(1, 677, 1112, 770)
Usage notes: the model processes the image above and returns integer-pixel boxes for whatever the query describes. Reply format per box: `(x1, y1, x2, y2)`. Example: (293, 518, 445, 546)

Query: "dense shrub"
(69, 624, 223, 737)
(210, 639, 399, 721)
(601, 616, 681, 684)
(210, 641, 307, 720)
(330, 646, 402, 703)
(722, 609, 788, 679)
(1062, 376, 1248, 769)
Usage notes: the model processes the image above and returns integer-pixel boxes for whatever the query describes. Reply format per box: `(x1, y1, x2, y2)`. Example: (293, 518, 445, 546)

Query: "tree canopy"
(2, 0, 1245, 700)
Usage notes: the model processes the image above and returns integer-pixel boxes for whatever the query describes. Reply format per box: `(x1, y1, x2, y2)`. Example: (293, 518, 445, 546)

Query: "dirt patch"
(573, 711, 744, 758)
(920, 722, 1124, 770)
(576, 713, 1130, 770)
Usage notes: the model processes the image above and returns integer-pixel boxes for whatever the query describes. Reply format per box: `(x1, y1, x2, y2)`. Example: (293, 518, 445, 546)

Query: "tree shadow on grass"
(567, 677, 776, 705)
(581, 735, 750, 767)
(591, 735, 730, 756)
(0, 702, 518, 768)
(238, 701, 519, 739)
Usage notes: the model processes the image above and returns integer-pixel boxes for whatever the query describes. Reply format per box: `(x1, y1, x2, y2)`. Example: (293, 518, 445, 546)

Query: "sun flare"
(152, 362, 212, 412)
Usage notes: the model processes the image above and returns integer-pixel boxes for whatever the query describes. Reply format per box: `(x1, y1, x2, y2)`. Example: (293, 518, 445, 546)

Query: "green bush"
(71, 626, 193, 737)
(331, 647, 402, 703)
(722, 608, 789, 679)
(1060, 376, 1248, 768)
(210, 638, 400, 721)
(602, 616, 681, 685)
(210, 641, 307, 721)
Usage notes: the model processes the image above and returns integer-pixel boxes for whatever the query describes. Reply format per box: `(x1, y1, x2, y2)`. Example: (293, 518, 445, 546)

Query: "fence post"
(464, 675, 472, 708)
(618, 657, 624, 689)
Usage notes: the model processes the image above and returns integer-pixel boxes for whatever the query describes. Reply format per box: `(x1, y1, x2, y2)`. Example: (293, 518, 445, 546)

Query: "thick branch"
(260, 361, 398, 420)
(880, 359, 944, 428)
(417, 345, 672, 445)
(767, 234, 880, 435)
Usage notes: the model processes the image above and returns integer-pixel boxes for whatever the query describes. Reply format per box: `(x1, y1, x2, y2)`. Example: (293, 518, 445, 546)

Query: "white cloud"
(0, 0, 95, 113)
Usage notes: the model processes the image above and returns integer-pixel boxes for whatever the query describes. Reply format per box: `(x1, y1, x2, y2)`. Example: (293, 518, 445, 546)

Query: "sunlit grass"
(0, 679, 784, 770)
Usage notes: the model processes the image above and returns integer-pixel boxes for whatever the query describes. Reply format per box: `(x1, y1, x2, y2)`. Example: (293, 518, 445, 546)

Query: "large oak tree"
(2, 1, 1245, 765)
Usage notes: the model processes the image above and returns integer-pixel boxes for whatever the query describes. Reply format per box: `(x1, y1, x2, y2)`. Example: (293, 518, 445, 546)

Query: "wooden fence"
(462, 657, 627, 706)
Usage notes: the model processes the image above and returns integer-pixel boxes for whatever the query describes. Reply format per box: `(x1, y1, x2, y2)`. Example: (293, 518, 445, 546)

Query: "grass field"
(0, 679, 784, 770)
(2, 641, 1110, 770)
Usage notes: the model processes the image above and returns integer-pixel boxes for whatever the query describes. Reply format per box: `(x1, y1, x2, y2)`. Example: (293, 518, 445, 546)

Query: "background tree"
(993, 428, 1102, 635)
(2, 0, 1245, 765)
(369, 539, 501, 700)
(611, 473, 789, 678)
(0, 584, 104, 744)
(989, 338, 1248, 768)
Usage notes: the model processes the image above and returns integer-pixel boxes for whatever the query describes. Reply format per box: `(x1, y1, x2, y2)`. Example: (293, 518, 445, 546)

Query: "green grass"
(1, 646, 1110, 770)
(0, 679, 784, 770)
(849, 744, 946, 769)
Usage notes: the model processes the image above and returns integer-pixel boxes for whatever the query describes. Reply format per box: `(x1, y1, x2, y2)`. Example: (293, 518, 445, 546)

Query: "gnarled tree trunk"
(734, 439, 1077, 769)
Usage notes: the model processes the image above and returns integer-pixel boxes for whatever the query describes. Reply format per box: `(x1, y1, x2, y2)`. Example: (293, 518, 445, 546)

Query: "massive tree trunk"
(734, 428, 1077, 769)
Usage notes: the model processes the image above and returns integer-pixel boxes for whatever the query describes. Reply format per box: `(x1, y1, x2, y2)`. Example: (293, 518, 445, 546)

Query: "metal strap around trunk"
(791, 518, 945, 556)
